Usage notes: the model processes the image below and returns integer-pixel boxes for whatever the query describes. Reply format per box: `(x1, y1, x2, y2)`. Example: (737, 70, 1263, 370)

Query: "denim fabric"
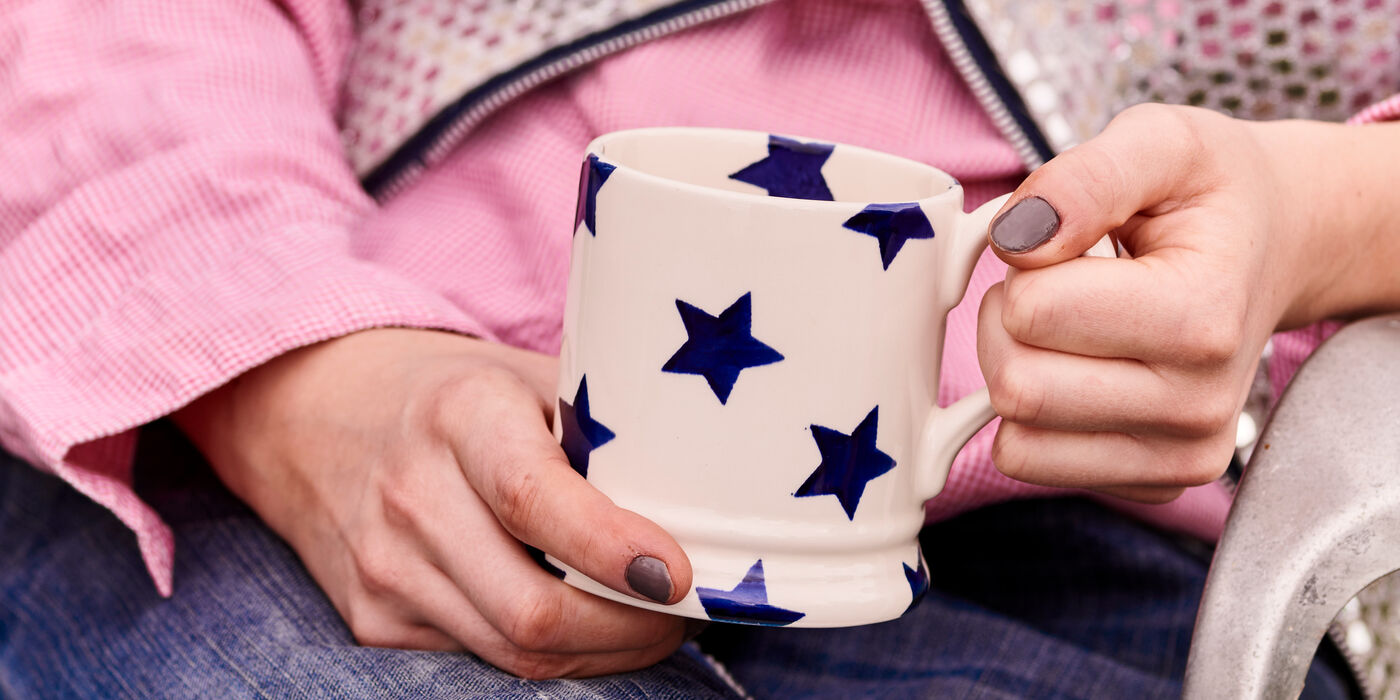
(0, 424, 1353, 699)
(701, 499, 1355, 699)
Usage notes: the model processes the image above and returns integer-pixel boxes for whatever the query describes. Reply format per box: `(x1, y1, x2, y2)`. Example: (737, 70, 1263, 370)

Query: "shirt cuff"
(1, 223, 487, 595)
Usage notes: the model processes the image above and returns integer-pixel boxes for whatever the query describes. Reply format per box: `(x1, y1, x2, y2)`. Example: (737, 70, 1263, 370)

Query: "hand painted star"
(728, 134, 835, 201)
(696, 560, 806, 626)
(841, 202, 936, 270)
(557, 376, 615, 478)
(794, 406, 896, 520)
(904, 557, 929, 613)
(573, 153, 616, 236)
(662, 292, 784, 404)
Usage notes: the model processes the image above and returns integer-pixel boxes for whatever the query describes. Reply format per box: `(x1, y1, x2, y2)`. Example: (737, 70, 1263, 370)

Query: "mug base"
(547, 540, 928, 628)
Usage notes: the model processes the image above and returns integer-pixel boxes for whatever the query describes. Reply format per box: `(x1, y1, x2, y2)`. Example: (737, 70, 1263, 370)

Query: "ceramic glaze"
(550, 127, 1005, 628)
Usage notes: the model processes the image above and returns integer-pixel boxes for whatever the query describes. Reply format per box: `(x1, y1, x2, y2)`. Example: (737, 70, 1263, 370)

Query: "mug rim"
(583, 126, 963, 209)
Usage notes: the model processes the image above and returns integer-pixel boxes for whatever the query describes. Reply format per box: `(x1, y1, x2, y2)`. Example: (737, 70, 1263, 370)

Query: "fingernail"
(990, 196, 1060, 253)
(626, 555, 672, 603)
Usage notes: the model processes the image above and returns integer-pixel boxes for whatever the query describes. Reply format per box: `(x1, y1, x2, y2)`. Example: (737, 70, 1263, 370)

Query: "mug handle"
(915, 194, 1120, 500)
(914, 193, 1006, 501)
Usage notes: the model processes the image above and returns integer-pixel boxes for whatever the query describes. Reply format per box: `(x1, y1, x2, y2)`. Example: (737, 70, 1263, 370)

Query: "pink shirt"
(2, 0, 1393, 596)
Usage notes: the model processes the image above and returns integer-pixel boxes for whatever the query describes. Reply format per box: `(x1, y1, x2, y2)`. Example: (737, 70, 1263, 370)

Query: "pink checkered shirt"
(2, 0, 1395, 595)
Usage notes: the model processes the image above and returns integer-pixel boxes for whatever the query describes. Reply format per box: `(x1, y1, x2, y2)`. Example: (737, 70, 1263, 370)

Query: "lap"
(704, 499, 1221, 698)
(0, 425, 741, 700)
(701, 497, 1354, 699)
(0, 423, 1354, 699)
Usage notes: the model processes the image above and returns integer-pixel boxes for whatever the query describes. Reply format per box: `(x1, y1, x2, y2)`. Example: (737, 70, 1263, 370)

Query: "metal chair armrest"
(1184, 314, 1400, 699)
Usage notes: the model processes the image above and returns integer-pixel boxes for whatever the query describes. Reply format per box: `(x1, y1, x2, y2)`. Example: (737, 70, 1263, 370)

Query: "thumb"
(448, 370, 693, 605)
(988, 104, 1198, 269)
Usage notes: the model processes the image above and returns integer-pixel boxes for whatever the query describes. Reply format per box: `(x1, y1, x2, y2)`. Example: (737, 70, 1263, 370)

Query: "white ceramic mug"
(551, 127, 1005, 627)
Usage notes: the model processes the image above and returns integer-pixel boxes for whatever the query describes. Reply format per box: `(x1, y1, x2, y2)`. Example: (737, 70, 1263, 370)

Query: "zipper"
(919, 0, 1053, 171)
(367, 0, 775, 200)
(366, 0, 1052, 198)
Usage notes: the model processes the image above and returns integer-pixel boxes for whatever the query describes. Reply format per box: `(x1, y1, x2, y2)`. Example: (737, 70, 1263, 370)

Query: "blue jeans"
(0, 423, 1355, 699)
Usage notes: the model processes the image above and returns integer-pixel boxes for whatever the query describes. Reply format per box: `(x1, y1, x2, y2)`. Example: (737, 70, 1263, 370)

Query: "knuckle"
(1114, 103, 1216, 175)
(1054, 141, 1127, 222)
(988, 363, 1048, 427)
(566, 518, 607, 570)
(501, 593, 565, 653)
(1115, 101, 1176, 127)
(350, 540, 402, 598)
(378, 473, 422, 532)
(422, 364, 527, 432)
(495, 465, 546, 539)
(1185, 318, 1244, 367)
(345, 598, 398, 649)
(1001, 274, 1052, 343)
(350, 624, 399, 649)
(1178, 390, 1239, 438)
(1131, 487, 1187, 505)
(1115, 103, 1200, 141)
(989, 431, 1034, 483)
(539, 452, 575, 478)
(1171, 446, 1231, 488)
(500, 651, 571, 680)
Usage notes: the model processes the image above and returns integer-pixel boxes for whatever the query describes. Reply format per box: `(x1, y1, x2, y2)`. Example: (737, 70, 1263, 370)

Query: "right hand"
(174, 328, 693, 678)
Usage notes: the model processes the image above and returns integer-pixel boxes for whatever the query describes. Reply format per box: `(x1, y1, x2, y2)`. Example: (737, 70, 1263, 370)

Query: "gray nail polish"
(990, 196, 1060, 253)
(626, 555, 672, 603)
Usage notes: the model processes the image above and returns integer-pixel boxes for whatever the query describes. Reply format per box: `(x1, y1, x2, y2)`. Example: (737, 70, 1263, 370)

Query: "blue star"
(573, 153, 616, 236)
(904, 557, 929, 613)
(696, 560, 806, 626)
(842, 202, 936, 270)
(728, 135, 835, 201)
(662, 292, 784, 404)
(557, 376, 615, 478)
(794, 407, 896, 520)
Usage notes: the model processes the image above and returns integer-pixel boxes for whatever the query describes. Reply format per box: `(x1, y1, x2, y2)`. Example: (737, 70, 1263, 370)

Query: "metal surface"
(1184, 314, 1400, 700)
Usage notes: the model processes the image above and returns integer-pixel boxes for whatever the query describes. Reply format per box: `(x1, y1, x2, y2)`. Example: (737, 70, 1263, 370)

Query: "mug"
(550, 127, 1005, 628)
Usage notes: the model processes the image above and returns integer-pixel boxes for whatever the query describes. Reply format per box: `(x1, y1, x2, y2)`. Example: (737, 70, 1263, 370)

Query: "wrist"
(1254, 118, 1400, 329)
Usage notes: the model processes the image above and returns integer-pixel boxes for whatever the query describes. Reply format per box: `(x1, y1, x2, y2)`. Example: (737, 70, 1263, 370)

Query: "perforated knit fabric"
(967, 0, 1400, 153)
(341, 0, 1400, 189)
(341, 0, 680, 176)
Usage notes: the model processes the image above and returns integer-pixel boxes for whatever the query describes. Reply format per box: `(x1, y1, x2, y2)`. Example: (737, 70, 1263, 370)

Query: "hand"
(174, 328, 693, 678)
(976, 104, 1400, 502)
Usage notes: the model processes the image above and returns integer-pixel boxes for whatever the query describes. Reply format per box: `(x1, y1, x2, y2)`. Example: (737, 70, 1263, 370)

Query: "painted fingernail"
(626, 555, 673, 603)
(990, 196, 1060, 253)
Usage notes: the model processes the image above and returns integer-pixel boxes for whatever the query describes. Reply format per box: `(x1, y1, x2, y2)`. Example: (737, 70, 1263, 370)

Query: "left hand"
(976, 103, 1397, 503)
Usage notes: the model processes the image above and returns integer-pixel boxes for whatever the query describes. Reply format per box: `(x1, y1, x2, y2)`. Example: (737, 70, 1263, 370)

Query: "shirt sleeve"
(0, 0, 484, 595)
(1348, 93, 1400, 125)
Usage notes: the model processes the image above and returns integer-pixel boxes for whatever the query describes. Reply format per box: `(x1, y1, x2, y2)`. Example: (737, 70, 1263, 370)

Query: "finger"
(988, 104, 1217, 268)
(990, 421, 1232, 491)
(429, 583, 684, 680)
(440, 372, 692, 605)
(397, 555, 684, 679)
(465, 337, 561, 416)
(355, 621, 463, 652)
(1094, 484, 1188, 504)
(511, 630, 685, 680)
(980, 284, 1232, 437)
(341, 595, 463, 652)
(997, 254, 1244, 366)
(396, 527, 684, 656)
(382, 445, 686, 652)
